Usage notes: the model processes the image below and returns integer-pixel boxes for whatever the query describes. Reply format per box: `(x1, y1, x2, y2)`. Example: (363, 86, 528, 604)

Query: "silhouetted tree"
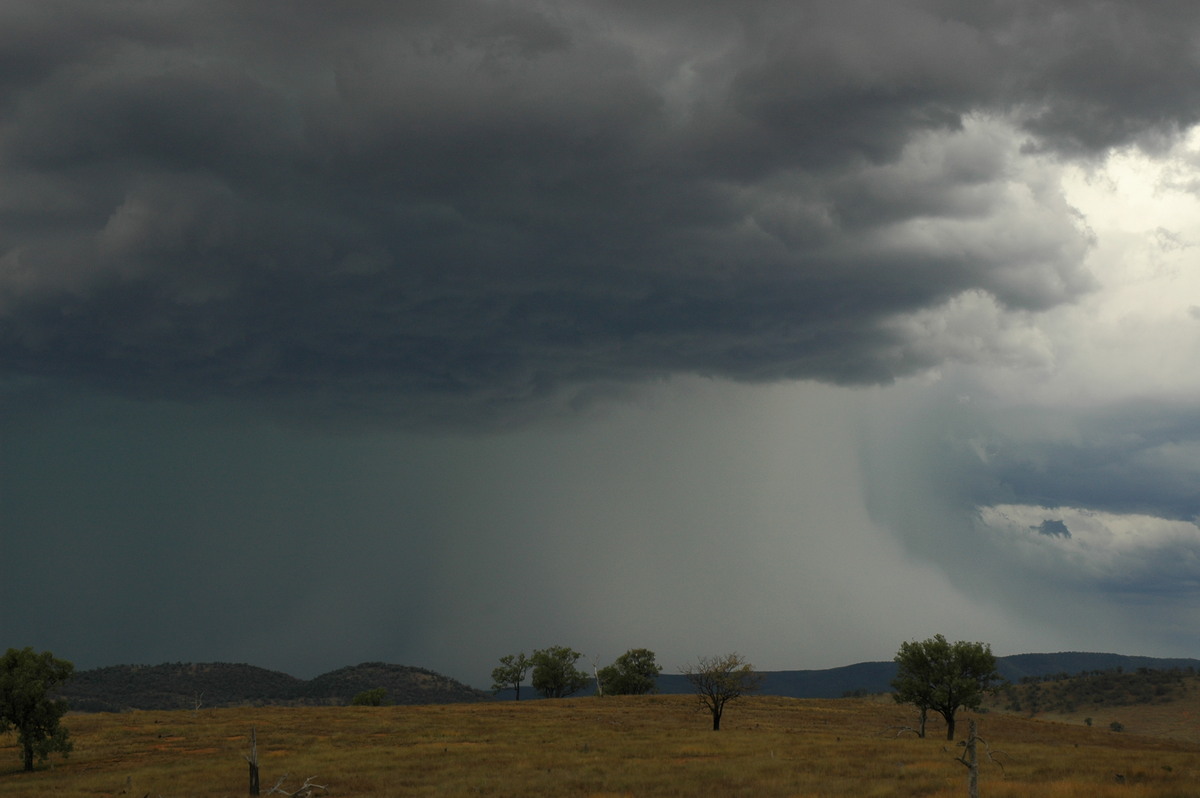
(0, 647, 74, 771)
(490, 653, 532, 700)
(530, 647, 589, 699)
(597, 648, 662, 696)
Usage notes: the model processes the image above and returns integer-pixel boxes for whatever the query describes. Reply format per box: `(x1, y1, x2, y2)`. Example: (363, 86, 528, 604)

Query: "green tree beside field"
(598, 648, 662, 696)
(491, 653, 532, 700)
(530, 647, 589, 699)
(0, 647, 74, 771)
(892, 635, 1000, 740)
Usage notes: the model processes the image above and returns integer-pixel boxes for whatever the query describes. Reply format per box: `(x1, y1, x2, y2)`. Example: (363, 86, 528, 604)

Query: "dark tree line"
(491, 647, 662, 699)
(490, 647, 759, 731)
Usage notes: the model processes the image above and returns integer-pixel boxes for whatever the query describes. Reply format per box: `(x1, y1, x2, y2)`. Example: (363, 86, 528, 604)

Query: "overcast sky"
(3, 0, 1200, 689)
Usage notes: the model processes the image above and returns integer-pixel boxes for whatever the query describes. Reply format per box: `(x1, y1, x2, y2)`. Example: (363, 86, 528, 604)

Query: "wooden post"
(247, 726, 260, 796)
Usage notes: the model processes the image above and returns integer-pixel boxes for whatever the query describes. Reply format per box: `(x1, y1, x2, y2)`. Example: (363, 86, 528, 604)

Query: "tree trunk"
(918, 706, 927, 738)
(23, 740, 34, 772)
(945, 712, 956, 741)
(712, 709, 722, 731)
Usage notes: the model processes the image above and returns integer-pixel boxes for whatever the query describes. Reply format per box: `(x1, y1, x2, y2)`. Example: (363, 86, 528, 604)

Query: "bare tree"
(264, 774, 327, 797)
(681, 653, 762, 731)
(245, 728, 326, 797)
(585, 653, 604, 697)
(954, 719, 1007, 798)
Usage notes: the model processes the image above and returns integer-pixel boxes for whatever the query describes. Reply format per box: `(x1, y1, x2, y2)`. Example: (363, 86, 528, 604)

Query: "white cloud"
(900, 122, 1200, 409)
(978, 504, 1200, 577)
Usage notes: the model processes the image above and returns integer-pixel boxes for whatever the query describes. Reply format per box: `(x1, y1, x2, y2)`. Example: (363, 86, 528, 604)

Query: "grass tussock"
(2, 695, 1200, 797)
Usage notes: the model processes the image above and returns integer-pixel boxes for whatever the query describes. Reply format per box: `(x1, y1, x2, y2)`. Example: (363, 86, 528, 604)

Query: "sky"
(2, 0, 1200, 690)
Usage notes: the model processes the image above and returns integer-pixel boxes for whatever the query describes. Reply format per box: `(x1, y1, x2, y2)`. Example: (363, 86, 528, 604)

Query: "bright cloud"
(977, 504, 1200, 589)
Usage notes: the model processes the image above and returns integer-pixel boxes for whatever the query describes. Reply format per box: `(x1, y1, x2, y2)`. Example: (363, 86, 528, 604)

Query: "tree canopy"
(0, 647, 74, 771)
(891, 634, 1000, 740)
(681, 653, 762, 731)
(597, 648, 662, 696)
(490, 653, 532, 700)
(530, 646, 589, 699)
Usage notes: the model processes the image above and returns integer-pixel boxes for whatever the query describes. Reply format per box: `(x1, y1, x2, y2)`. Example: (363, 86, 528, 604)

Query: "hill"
(652, 652, 1200, 699)
(983, 666, 1200, 742)
(57, 661, 491, 711)
(299, 662, 492, 706)
(60, 652, 1200, 711)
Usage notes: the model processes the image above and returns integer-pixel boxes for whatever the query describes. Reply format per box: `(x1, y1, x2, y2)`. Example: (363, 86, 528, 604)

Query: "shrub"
(351, 688, 388, 706)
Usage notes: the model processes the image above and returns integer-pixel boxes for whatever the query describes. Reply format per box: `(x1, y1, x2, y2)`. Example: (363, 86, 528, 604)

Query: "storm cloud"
(8, 0, 1195, 423)
(4, 1, 1200, 684)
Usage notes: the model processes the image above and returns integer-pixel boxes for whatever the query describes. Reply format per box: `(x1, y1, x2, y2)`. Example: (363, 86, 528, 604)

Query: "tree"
(891, 635, 1000, 740)
(351, 687, 388, 706)
(0, 647, 74, 771)
(597, 648, 662, 696)
(530, 646, 589, 699)
(681, 653, 762, 731)
(490, 653, 532, 700)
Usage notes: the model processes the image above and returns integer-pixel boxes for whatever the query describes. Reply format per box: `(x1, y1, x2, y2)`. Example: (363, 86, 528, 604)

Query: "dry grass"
(3, 695, 1200, 797)
(985, 674, 1200, 744)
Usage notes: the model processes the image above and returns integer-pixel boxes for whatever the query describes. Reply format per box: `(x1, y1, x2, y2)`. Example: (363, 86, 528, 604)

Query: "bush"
(351, 688, 388, 706)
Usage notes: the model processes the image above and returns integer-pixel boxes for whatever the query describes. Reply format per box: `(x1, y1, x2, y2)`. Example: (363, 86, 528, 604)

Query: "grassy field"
(3, 694, 1200, 797)
(982, 673, 1200, 744)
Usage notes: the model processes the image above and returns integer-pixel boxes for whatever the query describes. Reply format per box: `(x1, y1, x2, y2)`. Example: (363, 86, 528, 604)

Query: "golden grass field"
(4, 693, 1200, 797)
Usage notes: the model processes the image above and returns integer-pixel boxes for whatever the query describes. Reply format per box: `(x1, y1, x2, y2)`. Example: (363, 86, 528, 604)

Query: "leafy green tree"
(351, 687, 388, 706)
(0, 647, 74, 771)
(891, 635, 1000, 740)
(597, 648, 662, 696)
(530, 646, 589, 699)
(681, 653, 762, 731)
(490, 653, 532, 700)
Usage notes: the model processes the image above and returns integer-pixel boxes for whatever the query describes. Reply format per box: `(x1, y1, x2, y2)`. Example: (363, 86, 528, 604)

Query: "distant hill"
(990, 663, 1199, 715)
(58, 661, 492, 712)
(61, 652, 1200, 711)
(994, 653, 1200, 682)
(299, 663, 492, 706)
(653, 652, 1200, 699)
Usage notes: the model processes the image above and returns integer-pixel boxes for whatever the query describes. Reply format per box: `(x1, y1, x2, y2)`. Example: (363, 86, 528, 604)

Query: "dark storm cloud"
(1033, 519, 1070, 538)
(3, 1, 1199, 423)
(967, 402, 1200, 522)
